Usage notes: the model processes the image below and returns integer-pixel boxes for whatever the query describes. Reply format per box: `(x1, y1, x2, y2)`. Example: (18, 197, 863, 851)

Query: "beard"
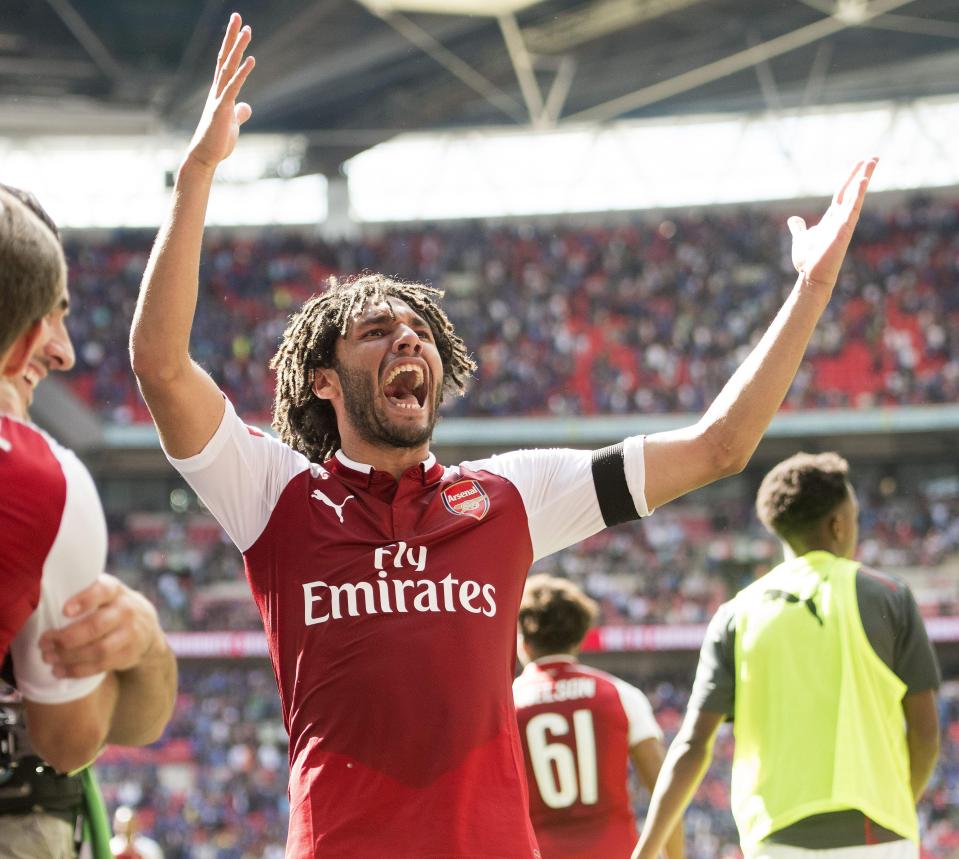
(336, 361, 440, 450)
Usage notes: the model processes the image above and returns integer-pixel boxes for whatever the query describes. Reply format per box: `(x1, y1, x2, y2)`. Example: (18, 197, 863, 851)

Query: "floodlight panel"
(360, 0, 542, 16)
(346, 95, 959, 221)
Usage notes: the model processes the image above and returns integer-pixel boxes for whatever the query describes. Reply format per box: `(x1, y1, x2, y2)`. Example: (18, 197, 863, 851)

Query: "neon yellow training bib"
(731, 550, 917, 850)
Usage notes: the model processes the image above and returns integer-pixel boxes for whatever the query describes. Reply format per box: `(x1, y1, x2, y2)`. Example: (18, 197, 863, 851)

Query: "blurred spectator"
(112, 805, 164, 858)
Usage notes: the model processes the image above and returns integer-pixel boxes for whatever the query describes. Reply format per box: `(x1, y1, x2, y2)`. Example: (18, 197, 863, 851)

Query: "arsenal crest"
(442, 480, 490, 521)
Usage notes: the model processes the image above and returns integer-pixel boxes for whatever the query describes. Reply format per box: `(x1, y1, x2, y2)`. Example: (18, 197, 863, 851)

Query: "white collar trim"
(334, 449, 436, 474)
(532, 654, 578, 665)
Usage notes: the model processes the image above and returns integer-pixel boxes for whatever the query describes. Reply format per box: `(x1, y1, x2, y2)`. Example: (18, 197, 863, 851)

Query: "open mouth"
(23, 362, 45, 389)
(382, 362, 427, 411)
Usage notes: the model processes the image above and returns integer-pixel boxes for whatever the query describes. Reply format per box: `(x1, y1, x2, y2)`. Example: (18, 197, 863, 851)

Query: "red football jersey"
(0, 416, 62, 659)
(513, 657, 661, 859)
(0, 415, 108, 702)
(168, 399, 651, 858)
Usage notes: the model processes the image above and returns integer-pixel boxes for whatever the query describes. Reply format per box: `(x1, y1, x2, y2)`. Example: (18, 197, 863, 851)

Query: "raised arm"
(642, 158, 877, 510)
(130, 12, 255, 458)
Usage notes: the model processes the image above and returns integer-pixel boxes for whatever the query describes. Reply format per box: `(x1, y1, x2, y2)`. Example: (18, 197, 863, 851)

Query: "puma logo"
(764, 588, 824, 626)
(311, 489, 355, 524)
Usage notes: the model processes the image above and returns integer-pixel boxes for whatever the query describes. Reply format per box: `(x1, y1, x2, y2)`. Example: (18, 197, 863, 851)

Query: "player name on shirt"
(303, 542, 497, 624)
(514, 677, 597, 708)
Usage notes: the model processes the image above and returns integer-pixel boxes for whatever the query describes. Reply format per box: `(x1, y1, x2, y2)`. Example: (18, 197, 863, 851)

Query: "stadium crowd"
(61, 194, 959, 424)
(97, 665, 289, 859)
(95, 665, 959, 858)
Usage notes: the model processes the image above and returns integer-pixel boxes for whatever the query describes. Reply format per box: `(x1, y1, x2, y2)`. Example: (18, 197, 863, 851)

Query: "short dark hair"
(269, 273, 476, 463)
(518, 574, 598, 655)
(756, 451, 851, 541)
(0, 185, 65, 358)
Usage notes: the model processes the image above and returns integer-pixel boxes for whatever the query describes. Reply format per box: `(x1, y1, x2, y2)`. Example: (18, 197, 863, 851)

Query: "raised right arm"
(130, 12, 255, 459)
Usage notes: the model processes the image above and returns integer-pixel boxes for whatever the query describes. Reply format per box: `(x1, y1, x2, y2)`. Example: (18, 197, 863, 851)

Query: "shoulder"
(0, 417, 64, 478)
(696, 600, 737, 674)
(164, 397, 310, 479)
(856, 564, 908, 596)
(0, 417, 70, 539)
(563, 661, 622, 688)
(855, 564, 914, 617)
(459, 448, 591, 485)
(707, 597, 738, 636)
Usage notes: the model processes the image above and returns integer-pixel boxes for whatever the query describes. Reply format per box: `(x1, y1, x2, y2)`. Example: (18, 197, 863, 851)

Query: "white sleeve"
(612, 679, 663, 746)
(12, 442, 107, 704)
(164, 397, 310, 552)
(623, 435, 652, 515)
(10, 590, 105, 705)
(465, 437, 650, 563)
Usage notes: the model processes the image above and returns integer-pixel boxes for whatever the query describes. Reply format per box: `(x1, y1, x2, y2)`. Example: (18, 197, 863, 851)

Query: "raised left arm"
(643, 158, 877, 510)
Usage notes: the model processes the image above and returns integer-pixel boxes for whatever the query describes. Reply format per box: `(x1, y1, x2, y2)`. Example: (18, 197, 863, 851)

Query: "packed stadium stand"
(59, 195, 959, 425)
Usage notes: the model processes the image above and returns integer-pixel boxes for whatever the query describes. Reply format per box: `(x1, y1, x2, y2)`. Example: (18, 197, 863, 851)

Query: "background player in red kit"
(514, 575, 684, 859)
(131, 12, 876, 857)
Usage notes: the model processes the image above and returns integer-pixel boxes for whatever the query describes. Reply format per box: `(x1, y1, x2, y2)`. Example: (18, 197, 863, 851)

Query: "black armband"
(591, 442, 640, 527)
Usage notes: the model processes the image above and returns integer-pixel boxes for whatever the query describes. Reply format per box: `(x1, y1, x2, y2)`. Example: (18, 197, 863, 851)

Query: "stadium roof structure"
(2, 0, 959, 172)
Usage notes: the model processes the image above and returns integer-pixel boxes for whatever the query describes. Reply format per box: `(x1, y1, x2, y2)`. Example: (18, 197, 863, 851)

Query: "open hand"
(788, 157, 878, 289)
(186, 12, 256, 171)
(38, 574, 163, 678)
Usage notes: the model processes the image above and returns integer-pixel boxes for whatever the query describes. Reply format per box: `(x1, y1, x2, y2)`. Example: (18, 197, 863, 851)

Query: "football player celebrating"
(131, 12, 876, 856)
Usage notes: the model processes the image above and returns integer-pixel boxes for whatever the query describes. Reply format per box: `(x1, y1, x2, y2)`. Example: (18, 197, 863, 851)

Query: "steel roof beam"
(43, 0, 125, 83)
(498, 13, 545, 125)
(565, 0, 919, 124)
(524, 0, 705, 54)
(866, 13, 959, 39)
(376, 11, 527, 123)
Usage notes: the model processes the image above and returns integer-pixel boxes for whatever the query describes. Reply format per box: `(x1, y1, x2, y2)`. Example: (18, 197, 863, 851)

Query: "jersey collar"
(331, 449, 443, 486)
(531, 654, 579, 666)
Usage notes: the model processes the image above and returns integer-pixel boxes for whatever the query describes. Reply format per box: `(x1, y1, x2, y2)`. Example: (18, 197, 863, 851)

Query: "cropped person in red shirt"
(514, 574, 683, 859)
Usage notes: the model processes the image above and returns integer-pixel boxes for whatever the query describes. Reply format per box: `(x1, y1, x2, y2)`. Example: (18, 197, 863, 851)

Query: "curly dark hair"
(518, 574, 599, 656)
(269, 273, 476, 462)
(756, 451, 851, 541)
